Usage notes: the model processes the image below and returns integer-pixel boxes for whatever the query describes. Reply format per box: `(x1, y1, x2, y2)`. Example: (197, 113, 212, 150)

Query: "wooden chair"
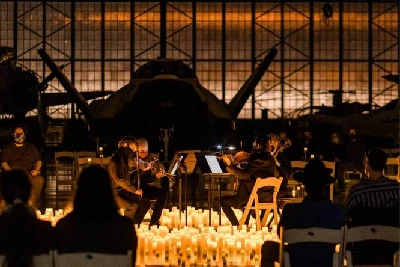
(279, 226, 345, 267)
(322, 161, 336, 201)
(288, 161, 307, 188)
(345, 225, 400, 267)
(55, 151, 78, 209)
(0, 251, 54, 267)
(238, 177, 283, 230)
(385, 157, 400, 182)
(77, 157, 111, 174)
(55, 250, 133, 267)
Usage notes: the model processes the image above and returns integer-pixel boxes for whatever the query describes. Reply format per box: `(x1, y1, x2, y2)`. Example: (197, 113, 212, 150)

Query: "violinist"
(135, 138, 167, 228)
(108, 136, 152, 225)
(220, 136, 277, 226)
(266, 133, 292, 189)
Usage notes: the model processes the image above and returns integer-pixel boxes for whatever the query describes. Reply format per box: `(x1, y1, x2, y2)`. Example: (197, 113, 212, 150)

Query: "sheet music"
(170, 156, 183, 175)
(205, 155, 223, 173)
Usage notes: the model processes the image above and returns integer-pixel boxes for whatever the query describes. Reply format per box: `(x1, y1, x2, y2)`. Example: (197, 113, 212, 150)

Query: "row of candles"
(137, 207, 279, 266)
(38, 206, 281, 266)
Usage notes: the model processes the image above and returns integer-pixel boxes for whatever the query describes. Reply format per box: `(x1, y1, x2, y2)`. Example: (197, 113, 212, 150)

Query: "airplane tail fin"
(38, 49, 93, 122)
(228, 47, 278, 119)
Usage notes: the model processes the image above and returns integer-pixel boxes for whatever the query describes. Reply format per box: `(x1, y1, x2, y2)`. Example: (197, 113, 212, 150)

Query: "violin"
(271, 138, 291, 159)
(221, 151, 251, 170)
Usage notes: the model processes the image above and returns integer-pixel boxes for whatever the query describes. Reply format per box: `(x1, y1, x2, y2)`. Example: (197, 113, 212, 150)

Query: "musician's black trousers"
(134, 185, 167, 225)
(221, 195, 250, 226)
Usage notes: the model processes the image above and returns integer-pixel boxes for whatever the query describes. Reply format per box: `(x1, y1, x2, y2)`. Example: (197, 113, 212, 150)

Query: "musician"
(108, 137, 151, 225)
(265, 133, 293, 189)
(135, 138, 167, 228)
(220, 136, 277, 226)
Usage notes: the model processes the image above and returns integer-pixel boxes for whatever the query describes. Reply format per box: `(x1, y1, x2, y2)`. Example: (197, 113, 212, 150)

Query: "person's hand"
(156, 169, 166, 179)
(134, 189, 143, 197)
(31, 170, 40, 176)
(221, 155, 232, 166)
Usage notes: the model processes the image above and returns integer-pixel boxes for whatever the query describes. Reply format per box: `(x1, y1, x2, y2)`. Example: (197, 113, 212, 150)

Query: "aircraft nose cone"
(121, 79, 209, 131)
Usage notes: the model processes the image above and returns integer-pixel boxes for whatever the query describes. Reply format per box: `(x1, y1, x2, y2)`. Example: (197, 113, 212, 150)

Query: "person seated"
(0, 126, 43, 207)
(266, 133, 292, 190)
(135, 138, 167, 228)
(345, 148, 399, 265)
(337, 127, 366, 192)
(0, 170, 54, 267)
(293, 129, 320, 161)
(108, 137, 151, 225)
(220, 136, 277, 226)
(55, 165, 137, 265)
(261, 159, 345, 267)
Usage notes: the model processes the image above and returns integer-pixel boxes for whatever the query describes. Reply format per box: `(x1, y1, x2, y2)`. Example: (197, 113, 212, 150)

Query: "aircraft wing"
(41, 91, 112, 107)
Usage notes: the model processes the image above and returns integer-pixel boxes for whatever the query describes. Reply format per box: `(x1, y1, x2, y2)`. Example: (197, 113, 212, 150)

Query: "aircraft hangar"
(1, 1, 397, 124)
(0, 1, 399, 260)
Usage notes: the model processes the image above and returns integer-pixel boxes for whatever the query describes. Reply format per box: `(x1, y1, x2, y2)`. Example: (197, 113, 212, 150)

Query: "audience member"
(261, 159, 345, 267)
(55, 165, 137, 265)
(294, 129, 320, 161)
(322, 131, 345, 189)
(0, 126, 43, 207)
(344, 148, 399, 265)
(0, 170, 53, 267)
(337, 127, 366, 192)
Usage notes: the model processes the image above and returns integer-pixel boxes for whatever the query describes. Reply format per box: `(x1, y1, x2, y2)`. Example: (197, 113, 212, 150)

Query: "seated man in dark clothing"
(220, 136, 278, 226)
(345, 148, 400, 265)
(135, 138, 167, 228)
(261, 159, 345, 267)
(0, 126, 44, 207)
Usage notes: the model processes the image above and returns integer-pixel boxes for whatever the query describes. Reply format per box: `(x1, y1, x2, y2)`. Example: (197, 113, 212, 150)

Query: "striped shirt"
(345, 177, 400, 210)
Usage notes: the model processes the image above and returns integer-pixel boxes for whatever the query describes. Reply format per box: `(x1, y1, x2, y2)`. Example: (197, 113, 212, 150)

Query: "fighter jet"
(38, 48, 278, 146)
(0, 46, 112, 140)
(298, 75, 399, 146)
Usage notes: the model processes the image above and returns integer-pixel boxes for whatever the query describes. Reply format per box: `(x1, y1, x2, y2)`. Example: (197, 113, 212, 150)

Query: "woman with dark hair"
(108, 138, 151, 225)
(55, 165, 137, 265)
(0, 170, 53, 267)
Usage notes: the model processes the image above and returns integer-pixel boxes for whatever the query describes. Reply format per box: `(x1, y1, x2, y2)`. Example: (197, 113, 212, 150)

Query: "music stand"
(197, 153, 237, 226)
(168, 150, 200, 228)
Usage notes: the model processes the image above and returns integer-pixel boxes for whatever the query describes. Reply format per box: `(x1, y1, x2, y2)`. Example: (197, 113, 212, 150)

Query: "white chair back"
(55, 250, 132, 267)
(345, 225, 400, 267)
(0, 252, 54, 267)
(280, 226, 345, 267)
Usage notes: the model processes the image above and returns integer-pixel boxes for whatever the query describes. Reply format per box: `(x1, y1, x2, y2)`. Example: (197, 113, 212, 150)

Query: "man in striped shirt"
(345, 148, 399, 212)
(345, 148, 399, 265)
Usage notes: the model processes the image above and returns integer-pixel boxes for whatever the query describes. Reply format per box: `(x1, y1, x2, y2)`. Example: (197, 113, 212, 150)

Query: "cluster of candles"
(38, 206, 281, 266)
(36, 207, 72, 226)
(136, 207, 280, 266)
